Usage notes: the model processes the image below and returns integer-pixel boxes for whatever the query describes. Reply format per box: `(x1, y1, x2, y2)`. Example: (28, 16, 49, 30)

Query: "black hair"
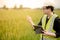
(46, 6, 54, 12)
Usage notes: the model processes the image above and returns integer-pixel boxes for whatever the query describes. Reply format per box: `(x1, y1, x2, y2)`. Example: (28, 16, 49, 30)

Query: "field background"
(0, 9, 60, 40)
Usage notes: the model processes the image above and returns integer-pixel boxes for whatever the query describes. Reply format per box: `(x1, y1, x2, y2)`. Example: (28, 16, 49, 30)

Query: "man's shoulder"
(54, 16, 60, 22)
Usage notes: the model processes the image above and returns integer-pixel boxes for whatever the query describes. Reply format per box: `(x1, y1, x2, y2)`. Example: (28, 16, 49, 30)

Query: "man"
(27, 3, 60, 40)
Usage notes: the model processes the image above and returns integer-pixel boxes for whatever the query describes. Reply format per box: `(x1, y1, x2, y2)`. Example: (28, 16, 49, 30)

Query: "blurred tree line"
(0, 5, 24, 9)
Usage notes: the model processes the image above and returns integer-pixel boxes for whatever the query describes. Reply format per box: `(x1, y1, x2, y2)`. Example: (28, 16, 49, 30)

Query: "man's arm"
(27, 16, 44, 34)
(53, 17, 60, 38)
(42, 17, 60, 38)
(42, 31, 56, 37)
(27, 16, 35, 29)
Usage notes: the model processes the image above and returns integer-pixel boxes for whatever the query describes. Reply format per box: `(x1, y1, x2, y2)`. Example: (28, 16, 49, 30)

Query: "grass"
(0, 9, 60, 40)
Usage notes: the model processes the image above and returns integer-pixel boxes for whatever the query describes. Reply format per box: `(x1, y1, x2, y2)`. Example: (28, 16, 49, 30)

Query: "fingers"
(27, 15, 32, 20)
(26, 15, 35, 29)
(27, 15, 32, 23)
(26, 15, 35, 25)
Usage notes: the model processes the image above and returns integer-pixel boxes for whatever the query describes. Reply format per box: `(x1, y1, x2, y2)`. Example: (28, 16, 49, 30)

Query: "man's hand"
(27, 15, 35, 29)
(42, 31, 56, 37)
(27, 16, 32, 23)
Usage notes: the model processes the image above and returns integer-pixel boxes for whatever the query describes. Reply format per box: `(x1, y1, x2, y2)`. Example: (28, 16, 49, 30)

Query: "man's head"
(42, 5, 54, 14)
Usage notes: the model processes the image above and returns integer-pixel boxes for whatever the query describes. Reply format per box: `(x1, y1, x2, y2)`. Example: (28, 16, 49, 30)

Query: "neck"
(47, 12, 53, 18)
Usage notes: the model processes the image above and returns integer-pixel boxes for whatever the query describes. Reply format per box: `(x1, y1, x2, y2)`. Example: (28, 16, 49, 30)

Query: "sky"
(0, 0, 60, 8)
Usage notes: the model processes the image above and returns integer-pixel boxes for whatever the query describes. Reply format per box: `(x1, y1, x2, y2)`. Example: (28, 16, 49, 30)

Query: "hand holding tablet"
(33, 25, 44, 34)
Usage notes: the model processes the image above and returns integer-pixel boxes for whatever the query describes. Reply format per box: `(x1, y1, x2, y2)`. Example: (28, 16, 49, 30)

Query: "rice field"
(0, 9, 60, 40)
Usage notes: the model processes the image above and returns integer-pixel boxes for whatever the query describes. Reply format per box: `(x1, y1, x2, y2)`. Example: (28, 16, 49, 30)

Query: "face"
(42, 6, 51, 14)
